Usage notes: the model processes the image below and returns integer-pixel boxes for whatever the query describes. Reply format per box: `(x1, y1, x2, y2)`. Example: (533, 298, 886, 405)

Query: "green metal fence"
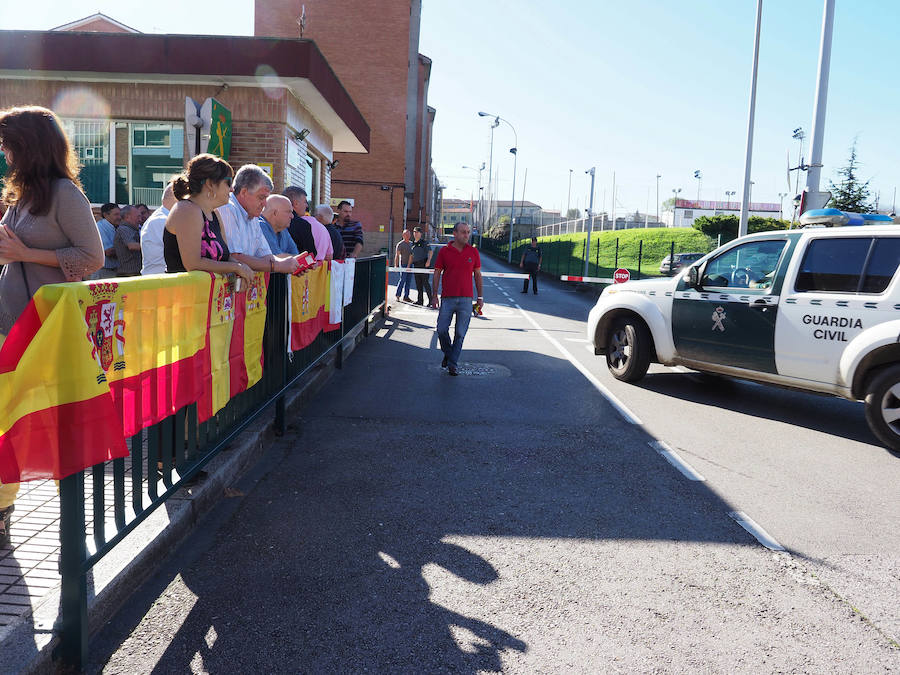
(479, 233, 717, 281)
(56, 255, 386, 668)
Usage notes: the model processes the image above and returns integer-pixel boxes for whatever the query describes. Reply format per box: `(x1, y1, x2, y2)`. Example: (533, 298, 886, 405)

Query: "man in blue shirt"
(258, 194, 300, 256)
(95, 202, 121, 278)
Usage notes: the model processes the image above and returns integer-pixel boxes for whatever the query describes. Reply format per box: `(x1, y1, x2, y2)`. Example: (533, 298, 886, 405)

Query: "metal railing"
(56, 256, 386, 667)
(479, 235, 717, 282)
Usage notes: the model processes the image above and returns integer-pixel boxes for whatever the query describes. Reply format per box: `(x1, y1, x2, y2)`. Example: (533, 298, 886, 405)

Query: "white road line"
(514, 303, 642, 425)
(649, 440, 705, 481)
(728, 511, 785, 551)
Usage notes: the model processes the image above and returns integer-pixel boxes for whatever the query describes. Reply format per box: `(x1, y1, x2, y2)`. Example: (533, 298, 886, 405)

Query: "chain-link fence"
(479, 231, 718, 281)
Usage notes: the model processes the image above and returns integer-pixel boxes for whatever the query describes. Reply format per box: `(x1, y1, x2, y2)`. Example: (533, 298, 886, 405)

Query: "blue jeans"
(436, 296, 473, 368)
(396, 269, 413, 297)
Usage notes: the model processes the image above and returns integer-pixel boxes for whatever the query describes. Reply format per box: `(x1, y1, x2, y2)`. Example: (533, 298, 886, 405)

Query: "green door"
(671, 238, 790, 373)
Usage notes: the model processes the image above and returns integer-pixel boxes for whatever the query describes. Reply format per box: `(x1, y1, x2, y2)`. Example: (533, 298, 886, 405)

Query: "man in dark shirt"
(113, 205, 143, 276)
(519, 237, 542, 294)
(283, 186, 317, 259)
(336, 200, 363, 257)
(409, 226, 433, 306)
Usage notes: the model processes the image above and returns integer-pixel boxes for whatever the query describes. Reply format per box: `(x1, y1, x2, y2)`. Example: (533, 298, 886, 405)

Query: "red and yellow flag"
(290, 264, 330, 351)
(0, 271, 269, 483)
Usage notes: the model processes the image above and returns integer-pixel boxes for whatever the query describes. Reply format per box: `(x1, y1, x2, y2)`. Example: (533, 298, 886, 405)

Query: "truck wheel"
(864, 364, 900, 453)
(606, 317, 651, 382)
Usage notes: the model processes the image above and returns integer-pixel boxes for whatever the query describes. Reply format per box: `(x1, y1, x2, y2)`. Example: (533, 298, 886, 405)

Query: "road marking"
(728, 511, 785, 551)
(670, 366, 693, 373)
(649, 440, 705, 481)
(514, 303, 642, 425)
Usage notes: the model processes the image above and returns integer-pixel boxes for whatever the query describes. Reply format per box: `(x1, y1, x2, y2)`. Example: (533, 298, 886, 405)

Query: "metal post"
(739, 0, 763, 237)
(637, 240, 643, 280)
(614, 238, 619, 269)
(669, 241, 675, 276)
(584, 167, 595, 277)
(803, 0, 836, 213)
(656, 173, 661, 225)
(58, 472, 88, 669)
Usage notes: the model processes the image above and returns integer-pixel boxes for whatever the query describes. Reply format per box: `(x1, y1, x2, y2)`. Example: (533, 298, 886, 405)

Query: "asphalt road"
(89, 257, 899, 673)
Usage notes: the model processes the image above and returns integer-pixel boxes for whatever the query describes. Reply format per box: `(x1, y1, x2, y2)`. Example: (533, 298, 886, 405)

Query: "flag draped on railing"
(0, 271, 273, 483)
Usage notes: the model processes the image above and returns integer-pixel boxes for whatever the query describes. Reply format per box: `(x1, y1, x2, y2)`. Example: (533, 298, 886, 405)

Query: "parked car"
(659, 252, 704, 275)
(587, 210, 900, 452)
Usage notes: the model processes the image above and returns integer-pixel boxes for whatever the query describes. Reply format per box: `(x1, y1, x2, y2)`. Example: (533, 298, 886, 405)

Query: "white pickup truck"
(587, 213, 900, 452)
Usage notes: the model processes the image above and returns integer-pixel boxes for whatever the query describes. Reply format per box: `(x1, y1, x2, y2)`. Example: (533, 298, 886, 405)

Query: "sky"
(2, 0, 898, 217)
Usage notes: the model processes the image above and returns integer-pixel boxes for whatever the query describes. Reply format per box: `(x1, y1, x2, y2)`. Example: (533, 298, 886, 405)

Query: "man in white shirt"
(140, 182, 177, 275)
(217, 164, 299, 274)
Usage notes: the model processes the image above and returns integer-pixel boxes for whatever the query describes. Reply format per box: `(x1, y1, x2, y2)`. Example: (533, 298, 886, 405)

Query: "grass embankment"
(485, 228, 715, 279)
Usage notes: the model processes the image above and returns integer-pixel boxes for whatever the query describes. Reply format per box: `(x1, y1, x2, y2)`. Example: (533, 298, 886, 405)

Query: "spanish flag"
(0, 272, 269, 483)
(290, 264, 330, 351)
(198, 272, 268, 420)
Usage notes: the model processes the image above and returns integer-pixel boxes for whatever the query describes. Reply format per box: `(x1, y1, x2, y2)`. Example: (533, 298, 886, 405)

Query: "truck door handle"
(750, 298, 769, 309)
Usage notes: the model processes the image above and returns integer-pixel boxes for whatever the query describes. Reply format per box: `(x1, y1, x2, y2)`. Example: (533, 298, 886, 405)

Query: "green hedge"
(480, 228, 716, 279)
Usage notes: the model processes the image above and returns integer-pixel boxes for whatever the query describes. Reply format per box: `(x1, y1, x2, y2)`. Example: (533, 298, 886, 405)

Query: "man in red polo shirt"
(430, 223, 483, 376)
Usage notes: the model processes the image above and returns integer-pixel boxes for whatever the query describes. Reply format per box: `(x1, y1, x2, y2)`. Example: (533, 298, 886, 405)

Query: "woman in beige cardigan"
(0, 105, 104, 545)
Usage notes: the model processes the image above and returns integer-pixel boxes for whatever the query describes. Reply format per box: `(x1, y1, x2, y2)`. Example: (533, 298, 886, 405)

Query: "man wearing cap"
(431, 222, 483, 376)
(410, 226, 433, 306)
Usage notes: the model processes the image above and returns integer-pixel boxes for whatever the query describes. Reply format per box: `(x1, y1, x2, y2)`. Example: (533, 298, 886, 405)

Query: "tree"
(693, 214, 788, 244)
(565, 208, 580, 219)
(661, 197, 676, 212)
(827, 140, 874, 213)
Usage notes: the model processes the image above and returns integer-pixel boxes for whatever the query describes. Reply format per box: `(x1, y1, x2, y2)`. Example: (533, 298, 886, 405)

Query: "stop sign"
(613, 268, 630, 283)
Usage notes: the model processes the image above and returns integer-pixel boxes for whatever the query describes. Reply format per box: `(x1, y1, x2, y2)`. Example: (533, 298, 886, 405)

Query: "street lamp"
(477, 112, 500, 232)
(480, 111, 517, 262)
(462, 163, 485, 237)
(655, 173, 661, 225)
(725, 190, 736, 209)
(567, 169, 573, 221)
(671, 188, 682, 227)
(584, 167, 596, 276)
(777, 192, 787, 220)
(693, 170, 702, 202)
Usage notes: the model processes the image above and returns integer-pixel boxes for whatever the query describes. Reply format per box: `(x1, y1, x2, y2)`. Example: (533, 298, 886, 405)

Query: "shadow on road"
(87, 321, 776, 673)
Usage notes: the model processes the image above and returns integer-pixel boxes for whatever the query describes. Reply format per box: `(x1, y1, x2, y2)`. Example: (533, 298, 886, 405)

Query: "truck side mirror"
(687, 266, 701, 289)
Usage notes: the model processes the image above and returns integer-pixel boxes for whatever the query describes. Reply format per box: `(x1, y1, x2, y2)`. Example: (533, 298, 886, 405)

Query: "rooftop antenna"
(297, 4, 307, 38)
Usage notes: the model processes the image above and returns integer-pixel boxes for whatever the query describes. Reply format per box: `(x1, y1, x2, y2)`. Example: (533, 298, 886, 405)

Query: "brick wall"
(256, 0, 412, 255)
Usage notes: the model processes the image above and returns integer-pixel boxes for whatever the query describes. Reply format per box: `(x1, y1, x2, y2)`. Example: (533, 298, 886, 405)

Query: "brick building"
(255, 0, 437, 254)
(0, 18, 368, 216)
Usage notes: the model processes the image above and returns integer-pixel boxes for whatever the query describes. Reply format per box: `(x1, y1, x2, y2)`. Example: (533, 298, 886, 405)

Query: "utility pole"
(655, 173, 661, 225)
(803, 0, 836, 214)
(584, 167, 595, 277)
(566, 169, 573, 219)
(611, 171, 616, 230)
(739, 0, 763, 237)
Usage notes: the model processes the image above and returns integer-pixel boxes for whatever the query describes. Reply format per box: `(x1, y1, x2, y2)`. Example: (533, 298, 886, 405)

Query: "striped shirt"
(339, 220, 363, 256)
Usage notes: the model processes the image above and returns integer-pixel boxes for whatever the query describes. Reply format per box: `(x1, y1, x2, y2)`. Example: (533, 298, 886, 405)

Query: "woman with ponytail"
(163, 153, 252, 285)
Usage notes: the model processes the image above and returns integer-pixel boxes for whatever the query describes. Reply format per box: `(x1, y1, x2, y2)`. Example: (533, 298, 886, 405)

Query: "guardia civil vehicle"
(587, 209, 900, 452)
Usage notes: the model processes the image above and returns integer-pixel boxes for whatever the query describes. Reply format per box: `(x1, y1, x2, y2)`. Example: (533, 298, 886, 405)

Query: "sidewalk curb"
(13, 314, 383, 674)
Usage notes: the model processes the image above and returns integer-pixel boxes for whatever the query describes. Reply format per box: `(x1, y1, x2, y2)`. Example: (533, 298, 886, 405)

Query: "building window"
(306, 152, 321, 208)
(682, 210, 694, 219)
(62, 119, 110, 205)
(63, 119, 183, 206)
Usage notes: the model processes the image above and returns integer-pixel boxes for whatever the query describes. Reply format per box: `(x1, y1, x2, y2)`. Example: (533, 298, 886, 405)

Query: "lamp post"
(777, 192, 787, 220)
(725, 190, 736, 209)
(655, 173, 661, 225)
(478, 112, 500, 231)
(480, 111, 517, 262)
(671, 187, 682, 226)
(693, 170, 702, 202)
(584, 167, 595, 276)
(739, 0, 763, 237)
(566, 168, 573, 221)
(462, 163, 485, 237)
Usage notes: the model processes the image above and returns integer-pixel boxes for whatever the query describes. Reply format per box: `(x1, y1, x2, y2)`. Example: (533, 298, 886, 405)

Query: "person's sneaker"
(0, 505, 14, 548)
(448, 364, 458, 376)
(395, 295, 401, 301)
(441, 355, 448, 368)
(403, 296, 412, 302)
(414, 299, 424, 305)
(521, 289, 528, 293)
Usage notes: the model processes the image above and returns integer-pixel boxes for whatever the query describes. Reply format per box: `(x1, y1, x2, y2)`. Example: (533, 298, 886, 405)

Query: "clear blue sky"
(3, 1, 898, 216)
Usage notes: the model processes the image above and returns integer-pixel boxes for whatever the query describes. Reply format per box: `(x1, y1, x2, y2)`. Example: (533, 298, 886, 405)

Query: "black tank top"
(163, 209, 230, 273)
